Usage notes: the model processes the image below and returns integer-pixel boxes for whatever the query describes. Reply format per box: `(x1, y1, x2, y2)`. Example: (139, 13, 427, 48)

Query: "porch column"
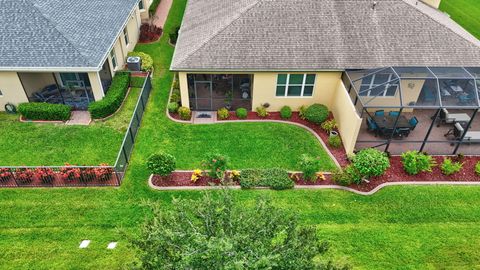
(178, 72, 190, 109)
(88, 72, 105, 101)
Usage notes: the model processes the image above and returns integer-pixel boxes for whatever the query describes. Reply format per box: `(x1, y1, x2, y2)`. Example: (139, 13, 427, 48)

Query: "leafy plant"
(332, 165, 362, 186)
(34, 167, 56, 184)
(217, 108, 230, 120)
(240, 168, 294, 190)
(476, 162, 480, 176)
(304, 104, 329, 124)
(60, 164, 81, 181)
(298, 154, 322, 182)
(202, 153, 229, 180)
(169, 26, 181, 44)
(178, 107, 191, 120)
(191, 169, 202, 183)
(235, 108, 248, 119)
(298, 105, 308, 120)
(280, 106, 292, 119)
(352, 148, 390, 178)
(170, 88, 181, 103)
(440, 158, 463, 176)
(88, 72, 130, 119)
(328, 135, 342, 148)
(79, 168, 96, 182)
(127, 51, 154, 71)
(15, 168, 34, 184)
(18, 102, 71, 121)
(167, 102, 179, 113)
(0, 168, 13, 182)
(147, 153, 176, 176)
(321, 119, 337, 134)
(401, 151, 436, 175)
(255, 106, 269, 118)
(94, 164, 114, 181)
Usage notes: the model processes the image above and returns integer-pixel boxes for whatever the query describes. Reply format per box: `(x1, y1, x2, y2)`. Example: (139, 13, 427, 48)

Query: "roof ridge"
(175, 0, 263, 67)
(402, 0, 480, 49)
(28, 0, 94, 66)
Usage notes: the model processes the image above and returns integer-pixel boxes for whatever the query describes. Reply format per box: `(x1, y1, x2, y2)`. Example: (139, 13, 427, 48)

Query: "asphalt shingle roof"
(171, 0, 480, 71)
(0, 0, 139, 71)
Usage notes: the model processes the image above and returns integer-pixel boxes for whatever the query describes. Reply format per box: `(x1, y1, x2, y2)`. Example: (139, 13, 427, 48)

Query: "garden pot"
(329, 131, 339, 137)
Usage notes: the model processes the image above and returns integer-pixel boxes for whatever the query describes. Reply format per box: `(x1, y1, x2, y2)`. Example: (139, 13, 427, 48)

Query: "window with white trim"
(110, 49, 117, 69)
(123, 28, 129, 46)
(359, 73, 398, 97)
(276, 74, 316, 97)
(138, 0, 144, 10)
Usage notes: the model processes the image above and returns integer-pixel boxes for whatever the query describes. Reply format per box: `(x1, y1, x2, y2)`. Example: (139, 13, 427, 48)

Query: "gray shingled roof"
(171, 0, 480, 71)
(0, 0, 139, 71)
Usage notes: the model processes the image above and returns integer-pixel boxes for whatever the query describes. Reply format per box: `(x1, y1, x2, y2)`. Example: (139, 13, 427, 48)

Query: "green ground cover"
(1, 0, 480, 269)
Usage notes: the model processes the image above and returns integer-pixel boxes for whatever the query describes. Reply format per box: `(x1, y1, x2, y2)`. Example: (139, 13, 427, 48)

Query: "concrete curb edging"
(148, 175, 480, 195)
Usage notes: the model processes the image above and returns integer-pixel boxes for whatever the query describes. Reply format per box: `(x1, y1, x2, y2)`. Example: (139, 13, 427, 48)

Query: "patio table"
(372, 115, 411, 130)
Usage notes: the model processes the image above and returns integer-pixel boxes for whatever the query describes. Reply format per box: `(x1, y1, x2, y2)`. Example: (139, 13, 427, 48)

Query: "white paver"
(107, 242, 117, 249)
(79, 240, 90, 248)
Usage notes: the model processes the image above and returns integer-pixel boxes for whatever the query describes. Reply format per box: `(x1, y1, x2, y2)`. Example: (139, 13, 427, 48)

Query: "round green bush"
(178, 107, 191, 120)
(280, 106, 292, 119)
(217, 108, 230, 120)
(352, 148, 390, 178)
(167, 102, 179, 113)
(304, 104, 329, 124)
(236, 108, 248, 119)
(146, 152, 176, 176)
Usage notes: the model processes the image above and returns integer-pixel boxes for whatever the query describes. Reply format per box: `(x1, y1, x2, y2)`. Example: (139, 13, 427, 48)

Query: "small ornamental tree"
(128, 189, 348, 270)
(352, 148, 390, 178)
(201, 153, 229, 179)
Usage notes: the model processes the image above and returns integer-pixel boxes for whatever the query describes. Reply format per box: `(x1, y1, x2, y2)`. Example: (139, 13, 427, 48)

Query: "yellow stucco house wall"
(421, 0, 442, 9)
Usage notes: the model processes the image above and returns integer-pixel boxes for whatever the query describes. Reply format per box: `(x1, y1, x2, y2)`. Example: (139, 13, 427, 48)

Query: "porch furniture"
(437, 109, 471, 126)
(409, 116, 418, 130)
(372, 115, 413, 138)
(374, 110, 384, 116)
(395, 127, 411, 137)
(451, 123, 480, 143)
(458, 92, 475, 105)
(449, 85, 464, 95)
(367, 117, 379, 136)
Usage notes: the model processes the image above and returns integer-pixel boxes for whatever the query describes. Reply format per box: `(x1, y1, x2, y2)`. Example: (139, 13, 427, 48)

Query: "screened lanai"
(343, 67, 480, 155)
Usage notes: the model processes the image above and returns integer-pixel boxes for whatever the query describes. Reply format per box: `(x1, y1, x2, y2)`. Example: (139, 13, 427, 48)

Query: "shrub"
(178, 107, 191, 120)
(170, 88, 181, 103)
(167, 102, 179, 113)
(235, 108, 248, 119)
(332, 165, 362, 186)
(202, 153, 229, 179)
(146, 152, 176, 176)
(352, 148, 390, 178)
(298, 154, 321, 182)
(401, 151, 436, 175)
(95, 163, 114, 181)
(476, 162, 480, 176)
(280, 106, 292, 119)
(440, 158, 463, 176)
(321, 119, 337, 134)
(328, 135, 342, 148)
(18, 102, 71, 121)
(139, 23, 163, 43)
(60, 164, 81, 181)
(34, 167, 56, 184)
(298, 105, 307, 120)
(15, 168, 34, 184)
(240, 168, 294, 190)
(88, 72, 130, 119)
(217, 108, 230, 120)
(304, 104, 329, 124)
(256, 106, 268, 118)
(127, 51, 154, 72)
(169, 26, 181, 45)
(0, 168, 13, 182)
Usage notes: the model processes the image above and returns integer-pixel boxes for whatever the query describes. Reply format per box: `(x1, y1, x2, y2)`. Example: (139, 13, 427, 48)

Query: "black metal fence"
(0, 73, 153, 188)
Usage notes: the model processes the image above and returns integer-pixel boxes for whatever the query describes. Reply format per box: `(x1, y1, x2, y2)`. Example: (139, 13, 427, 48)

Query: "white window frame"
(276, 74, 316, 98)
(138, 0, 145, 10)
(123, 28, 129, 46)
(359, 73, 398, 97)
(110, 49, 118, 70)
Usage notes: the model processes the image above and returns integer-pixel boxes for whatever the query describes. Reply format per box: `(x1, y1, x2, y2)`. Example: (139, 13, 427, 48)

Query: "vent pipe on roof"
(372, 1, 378, 10)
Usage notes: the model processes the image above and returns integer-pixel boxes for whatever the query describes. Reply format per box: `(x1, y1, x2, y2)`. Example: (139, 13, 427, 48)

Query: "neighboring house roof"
(171, 0, 480, 71)
(0, 0, 139, 71)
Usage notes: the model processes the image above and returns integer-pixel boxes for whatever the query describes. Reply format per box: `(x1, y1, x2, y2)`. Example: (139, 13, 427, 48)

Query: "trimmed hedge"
(88, 72, 130, 119)
(18, 102, 71, 121)
(239, 168, 294, 190)
(304, 104, 329, 124)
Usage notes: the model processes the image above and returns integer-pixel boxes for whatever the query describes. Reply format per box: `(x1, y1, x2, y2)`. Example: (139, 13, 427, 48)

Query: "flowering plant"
(80, 167, 96, 182)
(191, 169, 203, 183)
(0, 168, 13, 182)
(34, 167, 56, 184)
(15, 168, 34, 184)
(230, 170, 241, 181)
(94, 164, 113, 181)
(201, 153, 229, 179)
(60, 164, 81, 181)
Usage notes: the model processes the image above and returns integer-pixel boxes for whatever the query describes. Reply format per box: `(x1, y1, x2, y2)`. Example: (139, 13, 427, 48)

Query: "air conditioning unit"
(127, 56, 142, 71)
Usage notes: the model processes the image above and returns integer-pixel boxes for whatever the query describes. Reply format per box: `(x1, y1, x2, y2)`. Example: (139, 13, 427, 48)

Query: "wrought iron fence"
(0, 72, 152, 188)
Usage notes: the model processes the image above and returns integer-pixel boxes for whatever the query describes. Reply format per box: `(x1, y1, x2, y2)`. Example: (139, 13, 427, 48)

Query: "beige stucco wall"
(140, 0, 153, 21)
(0, 72, 29, 110)
(331, 81, 362, 155)
(178, 72, 190, 108)
(252, 72, 342, 111)
(421, 0, 441, 8)
(88, 72, 105, 101)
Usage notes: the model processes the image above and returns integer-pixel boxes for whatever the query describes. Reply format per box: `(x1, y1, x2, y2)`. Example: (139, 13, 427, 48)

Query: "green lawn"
(441, 0, 480, 40)
(0, 88, 141, 166)
(1, 0, 480, 269)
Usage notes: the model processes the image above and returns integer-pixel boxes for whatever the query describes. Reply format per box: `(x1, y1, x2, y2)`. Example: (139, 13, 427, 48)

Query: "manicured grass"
(440, 0, 480, 40)
(0, 88, 141, 166)
(1, 0, 480, 269)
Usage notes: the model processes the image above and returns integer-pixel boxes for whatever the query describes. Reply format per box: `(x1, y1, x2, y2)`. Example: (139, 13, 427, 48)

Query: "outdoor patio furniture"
(458, 92, 475, 105)
(395, 127, 411, 138)
(374, 110, 384, 116)
(409, 116, 418, 130)
(372, 115, 413, 138)
(437, 108, 471, 126)
(451, 123, 480, 144)
(367, 117, 380, 136)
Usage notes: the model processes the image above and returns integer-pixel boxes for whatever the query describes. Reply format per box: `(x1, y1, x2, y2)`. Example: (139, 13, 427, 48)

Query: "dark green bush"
(304, 104, 329, 124)
(127, 51, 153, 71)
(169, 26, 180, 44)
(88, 72, 130, 119)
(18, 102, 71, 121)
(146, 152, 176, 176)
(401, 150, 436, 175)
(240, 168, 294, 190)
(236, 108, 248, 119)
(352, 148, 390, 178)
(280, 106, 292, 119)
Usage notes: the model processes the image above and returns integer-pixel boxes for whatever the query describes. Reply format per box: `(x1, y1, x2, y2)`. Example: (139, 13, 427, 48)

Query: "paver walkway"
(154, 0, 173, 28)
(66, 111, 91, 126)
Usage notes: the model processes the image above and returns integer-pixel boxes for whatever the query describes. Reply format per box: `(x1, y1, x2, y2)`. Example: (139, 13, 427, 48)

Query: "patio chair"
(389, 111, 400, 117)
(374, 110, 384, 116)
(367, 117, 379, 136)
(452, 123, 480, 144)
(395, 127, 411, 138)
(409, 116, 418, 130)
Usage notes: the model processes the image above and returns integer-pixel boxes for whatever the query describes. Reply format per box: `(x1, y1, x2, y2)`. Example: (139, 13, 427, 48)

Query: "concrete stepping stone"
(107, 242, 117, 249)
(79, 240, 90, 248)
